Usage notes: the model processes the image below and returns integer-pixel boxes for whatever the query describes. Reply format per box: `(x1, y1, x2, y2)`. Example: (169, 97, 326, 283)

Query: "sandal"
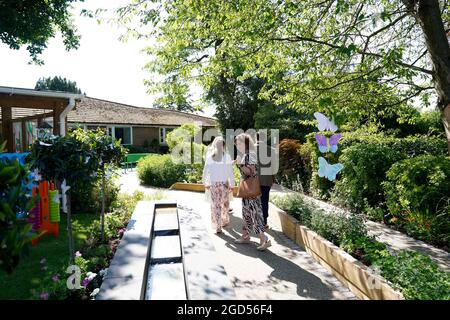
(257, 236, 272, 251)
(234, 235, 251, 244)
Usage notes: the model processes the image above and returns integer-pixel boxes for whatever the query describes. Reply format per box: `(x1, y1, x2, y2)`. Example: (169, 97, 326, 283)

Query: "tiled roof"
(67, 97, 216, 127)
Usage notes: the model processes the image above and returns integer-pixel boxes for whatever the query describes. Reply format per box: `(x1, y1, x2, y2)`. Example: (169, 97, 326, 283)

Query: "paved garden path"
(118, 172, 356, 300)
(271, 185, 450, 272)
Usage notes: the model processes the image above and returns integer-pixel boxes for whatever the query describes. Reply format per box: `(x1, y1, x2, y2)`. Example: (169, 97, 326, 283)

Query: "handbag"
(237, 175, 261, 199)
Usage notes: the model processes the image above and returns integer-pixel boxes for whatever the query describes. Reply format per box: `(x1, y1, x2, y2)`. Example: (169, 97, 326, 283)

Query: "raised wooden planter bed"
(271, 203, 404, 300)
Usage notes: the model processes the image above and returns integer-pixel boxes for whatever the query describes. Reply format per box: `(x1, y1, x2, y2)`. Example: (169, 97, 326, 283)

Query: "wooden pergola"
(0, 86, 83, 152)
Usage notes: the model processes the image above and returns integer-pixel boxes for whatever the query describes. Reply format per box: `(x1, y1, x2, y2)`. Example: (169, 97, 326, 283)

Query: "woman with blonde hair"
(234, 133, 271, 251)
(202, 136, 235, 233)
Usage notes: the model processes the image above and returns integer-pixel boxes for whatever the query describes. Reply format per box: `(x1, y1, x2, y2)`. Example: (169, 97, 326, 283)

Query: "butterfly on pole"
(318, 157, 344, 181)
(314, 112, 338, 132)
(314, 133, 342, 153)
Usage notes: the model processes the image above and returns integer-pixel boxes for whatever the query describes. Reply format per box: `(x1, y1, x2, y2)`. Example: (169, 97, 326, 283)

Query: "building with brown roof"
(0, 86, 216, 152)
(67, 96, 216, 148)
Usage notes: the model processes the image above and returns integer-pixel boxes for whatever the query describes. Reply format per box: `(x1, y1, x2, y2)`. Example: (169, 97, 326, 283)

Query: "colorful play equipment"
(49, 188, 60, 223)
(0, 152, 61, 245)
(31, 180, 59, 246)
(27, 187, 41, 230)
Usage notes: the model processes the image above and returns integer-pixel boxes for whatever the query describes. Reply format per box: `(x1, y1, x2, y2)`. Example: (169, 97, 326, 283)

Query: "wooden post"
(21, 121, 27, 151)
(101, 172, 105, 243)
(53, 106, 61, 136)
(1, 106, 14, 152)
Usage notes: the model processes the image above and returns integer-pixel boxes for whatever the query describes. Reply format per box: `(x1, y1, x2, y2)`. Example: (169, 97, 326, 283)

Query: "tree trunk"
(101, 173, 105, 243)
(442, 104, 450, 154)
(410, 0, 450, 154)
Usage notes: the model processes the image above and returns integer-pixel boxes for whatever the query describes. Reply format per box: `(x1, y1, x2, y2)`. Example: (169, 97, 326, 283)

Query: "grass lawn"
(0, 213, 99, 300)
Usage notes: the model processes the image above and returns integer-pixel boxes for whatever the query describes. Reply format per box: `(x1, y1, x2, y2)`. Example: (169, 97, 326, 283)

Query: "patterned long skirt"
(210, 182, 231, 229)
(242, 196, 265, 235)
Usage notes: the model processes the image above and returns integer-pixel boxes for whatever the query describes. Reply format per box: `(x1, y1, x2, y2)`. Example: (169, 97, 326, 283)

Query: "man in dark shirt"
(256, 132, 277, 229)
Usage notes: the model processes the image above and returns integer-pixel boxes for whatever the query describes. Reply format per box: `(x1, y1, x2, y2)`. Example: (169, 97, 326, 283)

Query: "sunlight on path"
(117, 172, 356, 300)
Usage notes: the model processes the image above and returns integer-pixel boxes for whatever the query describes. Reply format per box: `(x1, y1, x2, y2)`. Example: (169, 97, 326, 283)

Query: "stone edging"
(271, 203, 404, 300)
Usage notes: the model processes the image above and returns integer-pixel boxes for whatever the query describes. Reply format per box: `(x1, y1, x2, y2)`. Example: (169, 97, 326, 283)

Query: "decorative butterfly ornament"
(61, 179, 71, 213)
(318, 157, 344, 181)
(314, 133, 342, 153)
(314, 112, 338, 132)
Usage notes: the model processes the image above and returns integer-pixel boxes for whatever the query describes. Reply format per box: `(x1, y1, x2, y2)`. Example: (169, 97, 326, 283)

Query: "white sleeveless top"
(202, 153, 235, 186)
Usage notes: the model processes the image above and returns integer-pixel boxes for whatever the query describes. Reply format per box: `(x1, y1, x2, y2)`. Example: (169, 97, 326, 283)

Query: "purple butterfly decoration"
(314, 133, 342, 153)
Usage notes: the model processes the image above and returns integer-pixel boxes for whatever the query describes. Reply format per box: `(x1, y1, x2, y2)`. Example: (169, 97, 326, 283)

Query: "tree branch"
(269, 35, 433, 75)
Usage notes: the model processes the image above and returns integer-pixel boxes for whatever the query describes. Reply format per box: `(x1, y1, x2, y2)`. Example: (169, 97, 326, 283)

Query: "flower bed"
(271, 194, 450, 300)
(31, 191, 163, 300)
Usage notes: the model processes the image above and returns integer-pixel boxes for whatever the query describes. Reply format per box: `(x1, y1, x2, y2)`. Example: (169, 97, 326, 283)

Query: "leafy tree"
(0, 0, 80, 64)
(35, 76, 83, 94)
(30, 129, 125, 260)
(254, 104, 314, 142)
(70, 129, 125, 242)
(117, 0, 450, 153)
(206, 74, 268, 131)
(151, 77, 195, 112)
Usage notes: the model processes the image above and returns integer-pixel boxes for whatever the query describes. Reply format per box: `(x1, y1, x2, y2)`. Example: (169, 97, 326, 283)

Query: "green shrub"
(137, 154, 187, 187)
(271, 194, 450, 300)
(277, 139, 313, 193)
(71, 175, 120, 214)
(332, 143, 406, 215)
(271, 194, 313, 225)
(271, 194, 366, 246)
(309, 210, 367, 247)
(374, 250, 450, 300)
(383, 155, 450, 248)
(0, 143, 36, 274)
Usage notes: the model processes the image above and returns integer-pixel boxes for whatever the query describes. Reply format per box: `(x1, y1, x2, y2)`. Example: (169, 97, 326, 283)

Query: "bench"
(121, 153, 152, 172)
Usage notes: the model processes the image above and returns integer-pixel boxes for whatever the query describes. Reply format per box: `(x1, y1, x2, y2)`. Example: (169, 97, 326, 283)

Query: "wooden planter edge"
(273, 205, 404, 300)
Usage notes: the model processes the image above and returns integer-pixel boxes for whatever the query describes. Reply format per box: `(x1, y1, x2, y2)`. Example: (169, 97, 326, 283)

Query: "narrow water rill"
(145, 207, 187, 300)
(97, 201, 235, 300)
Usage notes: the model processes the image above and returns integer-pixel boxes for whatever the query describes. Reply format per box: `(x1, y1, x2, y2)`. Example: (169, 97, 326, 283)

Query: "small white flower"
(86, 272, 97, 281)
(90, 288, 100, 297)
(31, 168, 42, 182)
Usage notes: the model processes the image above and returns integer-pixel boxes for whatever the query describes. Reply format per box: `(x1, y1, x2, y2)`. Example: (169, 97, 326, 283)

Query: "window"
(159, 127, 174, 145)
(108, 126, 132, 145)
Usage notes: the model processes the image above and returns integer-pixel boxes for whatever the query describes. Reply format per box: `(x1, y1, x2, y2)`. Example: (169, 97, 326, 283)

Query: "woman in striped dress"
(234, 133, 271, 251)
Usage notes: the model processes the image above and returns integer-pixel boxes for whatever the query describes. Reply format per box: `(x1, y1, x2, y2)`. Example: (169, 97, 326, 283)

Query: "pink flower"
(118, 228, 125, 236)
(75, 251, 82, 257)
(40, 292, 49, 300)
(52, 275, 60, 282)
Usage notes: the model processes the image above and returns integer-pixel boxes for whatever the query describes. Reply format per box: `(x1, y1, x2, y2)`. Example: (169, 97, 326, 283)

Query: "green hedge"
(137, 154, 187, 188)
(331, 143, 406, 217)
(306, 131, 448, 200)
(383, 155, 450, 248)
(276, 139, 313, 193)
